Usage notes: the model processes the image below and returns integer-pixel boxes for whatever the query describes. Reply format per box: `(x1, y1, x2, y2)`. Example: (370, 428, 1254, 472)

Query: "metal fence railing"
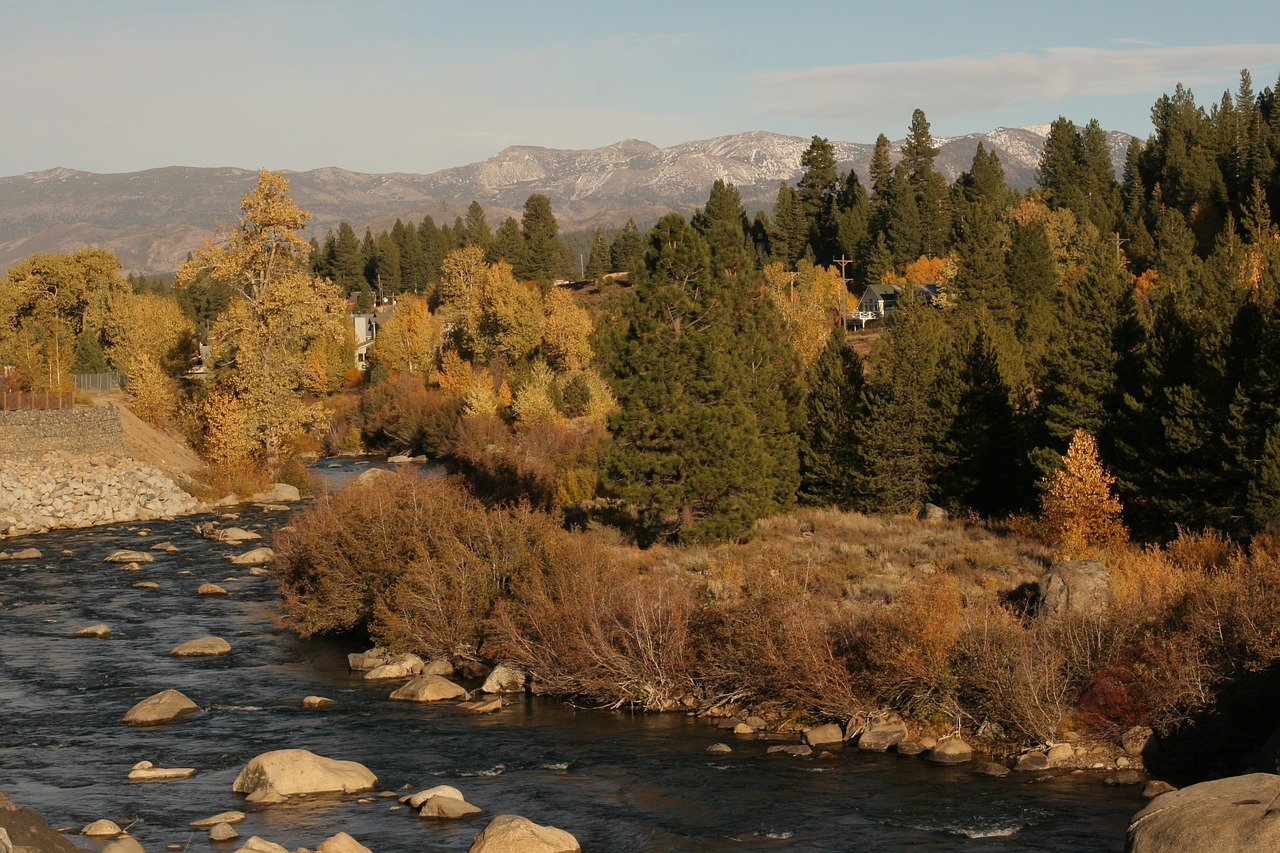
(74, 372, 128, 394)
(0, 390, 75, 410)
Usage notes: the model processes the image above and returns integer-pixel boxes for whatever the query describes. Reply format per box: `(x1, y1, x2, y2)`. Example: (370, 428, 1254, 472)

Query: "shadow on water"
(0, 474, 1140, 851)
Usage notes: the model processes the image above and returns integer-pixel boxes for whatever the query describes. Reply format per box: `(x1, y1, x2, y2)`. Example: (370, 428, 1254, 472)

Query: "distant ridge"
(0, 125, 1134, 273)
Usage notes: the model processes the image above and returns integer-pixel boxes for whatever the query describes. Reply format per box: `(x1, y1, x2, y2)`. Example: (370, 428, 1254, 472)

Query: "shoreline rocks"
(0, 452, 202, 538)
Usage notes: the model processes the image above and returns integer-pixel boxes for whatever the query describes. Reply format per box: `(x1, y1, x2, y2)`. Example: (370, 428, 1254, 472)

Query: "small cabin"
(848, 283, 940, 328)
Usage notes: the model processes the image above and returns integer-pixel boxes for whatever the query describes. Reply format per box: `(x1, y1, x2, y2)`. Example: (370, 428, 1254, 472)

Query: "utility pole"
(833, 256, 855, 323)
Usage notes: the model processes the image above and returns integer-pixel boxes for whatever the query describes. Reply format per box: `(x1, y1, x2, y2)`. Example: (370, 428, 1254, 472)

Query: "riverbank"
(0, 508, 1143, 850)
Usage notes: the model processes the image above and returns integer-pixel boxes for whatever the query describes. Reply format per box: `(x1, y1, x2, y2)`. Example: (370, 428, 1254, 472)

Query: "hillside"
(0, 125, 1134, 274)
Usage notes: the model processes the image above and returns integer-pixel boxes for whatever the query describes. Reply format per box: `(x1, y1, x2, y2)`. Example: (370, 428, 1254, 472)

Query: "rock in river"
(232, 749, 376, 801)
(389, 675, 467, 703)
(104, 550, 153, 564)
(468, 815, 580, 853)
(170, 636, 231, 657)
(1127, 773, 1280, 852)
(122, 689, 198, 725)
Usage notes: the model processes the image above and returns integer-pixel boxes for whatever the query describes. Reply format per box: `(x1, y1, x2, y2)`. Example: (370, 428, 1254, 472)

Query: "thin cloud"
(750, 44, 1280, 123)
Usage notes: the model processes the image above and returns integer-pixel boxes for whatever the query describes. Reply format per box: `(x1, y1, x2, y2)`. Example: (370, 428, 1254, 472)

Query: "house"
(848, 283, 940, 328)
(351, 305, 395, 370)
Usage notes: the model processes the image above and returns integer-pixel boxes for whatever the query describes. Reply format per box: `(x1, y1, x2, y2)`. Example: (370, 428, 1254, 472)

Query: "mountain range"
(0, 125, 1134, 274)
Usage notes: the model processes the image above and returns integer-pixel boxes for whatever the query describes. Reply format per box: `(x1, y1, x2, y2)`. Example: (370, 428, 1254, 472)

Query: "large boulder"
(1039, 560, 1113, 619)
(123, 689, 198, 725)
(469, 815, 580, 853)
(315, 832, 372, 853)
(171, 636, 231, 657)
(364, 653, 425, 680)
(420, 796, 482, 819)
(0, 789, 83, 853)
(481, 663, 529, 694)
(858, 721, 909, 752)
(1127, 773, 1280, 852)
(250, 483, 301, 503)
(390, 675, 468, 702)
(229, 548, 274, 566)
(927, 738, 973, 765)
(802, 724, 845, 748)
(232, 749, 376, 801)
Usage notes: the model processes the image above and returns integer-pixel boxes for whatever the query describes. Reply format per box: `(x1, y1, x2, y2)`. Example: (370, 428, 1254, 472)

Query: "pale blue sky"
(1, 0, 1276, 176)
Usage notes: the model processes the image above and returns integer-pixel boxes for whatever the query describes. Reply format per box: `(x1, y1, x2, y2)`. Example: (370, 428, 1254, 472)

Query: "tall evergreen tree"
(463, 201, 494, 255)
(492, 216, 528, 272)
(694, 179, 751, 279)
(585, 228, 612, 281)
(851, 296, 955, 512)
(798, 136, 840, 263)
(599, 214, 800, 544)
(770, 183, 808, 268)
(798, 329, 863, 507)
(519, 194, 571, 282)
(609, 218, 645, 278)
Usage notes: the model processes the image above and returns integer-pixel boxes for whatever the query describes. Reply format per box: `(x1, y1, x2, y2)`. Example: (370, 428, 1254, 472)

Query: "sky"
(1, 0, 1277, 177)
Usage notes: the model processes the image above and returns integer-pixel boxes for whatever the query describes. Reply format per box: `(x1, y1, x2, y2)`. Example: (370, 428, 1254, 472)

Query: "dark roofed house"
(848, 283, 940, 328)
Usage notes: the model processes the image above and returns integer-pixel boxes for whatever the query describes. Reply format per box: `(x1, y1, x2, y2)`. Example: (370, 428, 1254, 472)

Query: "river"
(0, 461, 1140, 851)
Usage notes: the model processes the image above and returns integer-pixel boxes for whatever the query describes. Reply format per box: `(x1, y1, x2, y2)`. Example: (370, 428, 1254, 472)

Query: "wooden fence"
(0, 391, 75, 411)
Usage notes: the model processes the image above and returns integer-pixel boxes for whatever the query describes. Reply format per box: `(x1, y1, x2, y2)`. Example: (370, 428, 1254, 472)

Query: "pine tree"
(798, 136, 840, 263)
(585, 228, 612, 281)
(519, 194, 571, 282)
(770, 183, 808, 268)
(599, 213, 800, 544)
(798, 329, 863, 507)
(851, 296, 954, 513)
(331, 222, 365, 292)
(938, 329, 1025, 516)
(609, 218, 645, 278)
(492, 216, 528, 273)
(463, 201, 494, 254)
(695, 179, 751, 279)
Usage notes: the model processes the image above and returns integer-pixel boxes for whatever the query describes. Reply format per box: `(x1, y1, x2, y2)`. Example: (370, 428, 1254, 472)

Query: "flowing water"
(0, 461, 1140, 851)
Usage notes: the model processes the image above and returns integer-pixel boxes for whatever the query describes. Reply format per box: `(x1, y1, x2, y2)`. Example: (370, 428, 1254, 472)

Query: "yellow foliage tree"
(512, 361, 561, 430)
(104, 291, 195, 374)
(542, 287, 594, 371)
(0, 248, 130, 390)
(475, 262, 544, 364)
(125, 352, 182, 429)
(763, 261, 844, 368)
(176, 171, 349, 466)
(371, 294, 441, 376)
(1040, 429, 1128, 559)
(436, 349, 473, 396)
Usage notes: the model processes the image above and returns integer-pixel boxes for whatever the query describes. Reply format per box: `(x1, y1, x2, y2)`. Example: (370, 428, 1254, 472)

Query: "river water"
(0, 462, 1141, 852)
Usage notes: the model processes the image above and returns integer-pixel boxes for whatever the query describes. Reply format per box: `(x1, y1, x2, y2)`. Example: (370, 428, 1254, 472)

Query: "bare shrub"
(488, 536, 699, 710)
(360, 372, 462, 455)
(276, 470, 558, 654)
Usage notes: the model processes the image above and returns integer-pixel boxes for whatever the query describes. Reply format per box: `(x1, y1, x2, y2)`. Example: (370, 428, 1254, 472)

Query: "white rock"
(229, 547, 274, 566)
(81, 819, 123, 837)
(74, 623, 112, 639)
(170, 636, 231, 656)
(468, 815, 580, 853)
(481, 663, 529, 694)
(409, 785, 466, 807)
(315, 832, 372, 853)
(122, 688, 198, 725)
(390, 675, 467, 702)
(232, 749, 377, 800)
